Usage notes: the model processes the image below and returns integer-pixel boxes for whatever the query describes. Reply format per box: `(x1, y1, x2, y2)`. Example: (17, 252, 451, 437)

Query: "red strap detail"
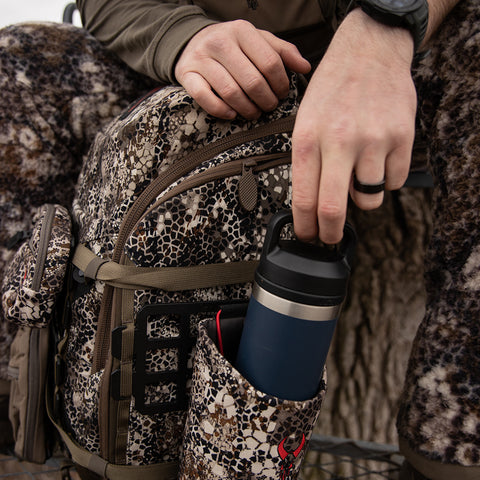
(216, 309, 224, 356)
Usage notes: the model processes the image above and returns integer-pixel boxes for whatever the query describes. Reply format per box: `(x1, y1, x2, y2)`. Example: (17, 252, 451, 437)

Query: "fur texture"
(397, 0, 480, 466)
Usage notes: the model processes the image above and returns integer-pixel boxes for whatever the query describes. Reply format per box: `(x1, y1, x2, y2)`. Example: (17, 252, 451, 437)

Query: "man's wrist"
(342, 8, 415, 66)
(348, 0, 429, 52)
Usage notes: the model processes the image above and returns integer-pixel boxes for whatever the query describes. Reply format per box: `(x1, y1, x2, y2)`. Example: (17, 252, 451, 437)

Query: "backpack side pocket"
(2, 204, 72, 463)
(179, 317, 326, 480)
(2, 204, 72, 328)
(8, 326, 50, 463)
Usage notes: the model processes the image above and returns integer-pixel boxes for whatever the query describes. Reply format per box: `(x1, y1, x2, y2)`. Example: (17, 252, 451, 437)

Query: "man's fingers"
(349, 146, 386, 210)
(385, 136, 414, 191)
(217, 46, 282, 113)
(291, 130, 322, 242)
(292, 116, 353, 246)
(350, 127, 413, 205)
(215, 25, 294, 111)
(175, 21, 311, 119)
(240, 29, 306, 100)
(180, 71, 238, 120)
(260, 30, 312, 78)
(186, 21, 284, 114)
(316, 149, 352, 245)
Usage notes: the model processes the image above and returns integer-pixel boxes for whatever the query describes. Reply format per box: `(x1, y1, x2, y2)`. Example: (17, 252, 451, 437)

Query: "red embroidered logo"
(278, 434, 306, 480)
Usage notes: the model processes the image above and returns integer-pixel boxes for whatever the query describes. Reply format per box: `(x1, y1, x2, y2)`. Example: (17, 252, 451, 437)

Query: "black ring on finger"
(353, 174, 386, 194)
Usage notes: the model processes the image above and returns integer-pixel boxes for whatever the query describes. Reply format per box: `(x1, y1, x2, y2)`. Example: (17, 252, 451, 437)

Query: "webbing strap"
(46, 382, 178, 480)
(73, 244, 257, 291)
(115, 287, 135, 463)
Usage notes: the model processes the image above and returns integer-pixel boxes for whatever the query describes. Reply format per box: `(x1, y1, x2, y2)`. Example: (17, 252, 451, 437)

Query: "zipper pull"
(238, 159, 258, 212)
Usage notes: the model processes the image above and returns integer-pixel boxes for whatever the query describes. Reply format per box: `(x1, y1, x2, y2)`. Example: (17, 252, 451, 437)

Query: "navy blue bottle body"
(236, 289, 338, 401)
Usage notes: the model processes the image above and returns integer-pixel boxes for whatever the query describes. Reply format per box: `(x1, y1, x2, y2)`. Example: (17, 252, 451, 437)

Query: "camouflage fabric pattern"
(65, 78, 299, 464)
(0, 22, 155, 378)
(0, 2, 480, 475)
(2, 205, 72, 328)
(179, 320, 325, 480)
(397, 0, 480, 468)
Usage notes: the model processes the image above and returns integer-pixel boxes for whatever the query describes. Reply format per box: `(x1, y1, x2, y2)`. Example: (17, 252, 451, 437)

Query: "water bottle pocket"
(179, 317, 326, 480)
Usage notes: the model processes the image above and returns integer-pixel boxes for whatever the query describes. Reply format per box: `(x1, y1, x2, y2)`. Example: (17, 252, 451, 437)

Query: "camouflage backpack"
(6, 76, 326, 479)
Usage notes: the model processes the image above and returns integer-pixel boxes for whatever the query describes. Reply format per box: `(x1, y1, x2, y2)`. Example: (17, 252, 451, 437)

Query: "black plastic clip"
(110, 325, 129, 401)
(109, 301, 247, 414)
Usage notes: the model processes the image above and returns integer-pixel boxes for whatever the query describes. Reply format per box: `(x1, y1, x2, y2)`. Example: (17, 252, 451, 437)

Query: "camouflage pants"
(0, 22, 156, 380)
(0, 0, 479, 475)
(396, 1, 480, 476)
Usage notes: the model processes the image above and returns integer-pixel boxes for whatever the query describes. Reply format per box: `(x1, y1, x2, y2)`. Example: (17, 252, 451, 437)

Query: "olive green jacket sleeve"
(76, 0, 218, 83)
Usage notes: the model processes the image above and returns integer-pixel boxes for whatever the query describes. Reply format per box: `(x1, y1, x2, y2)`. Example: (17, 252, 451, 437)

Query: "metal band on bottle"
(252, 284, 342, 321)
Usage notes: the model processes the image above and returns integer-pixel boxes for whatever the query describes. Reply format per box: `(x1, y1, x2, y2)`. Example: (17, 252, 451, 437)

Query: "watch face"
(382, 0, 415, 5)
(371, 0, 425, 12)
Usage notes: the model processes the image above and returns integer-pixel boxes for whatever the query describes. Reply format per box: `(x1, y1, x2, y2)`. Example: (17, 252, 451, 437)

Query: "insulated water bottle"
(236, 210, 356, 401)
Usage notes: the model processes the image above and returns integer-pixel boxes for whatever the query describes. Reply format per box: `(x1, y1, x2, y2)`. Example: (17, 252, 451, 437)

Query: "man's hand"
(292, 8, 417, 244)
(174, 20, 311, 120)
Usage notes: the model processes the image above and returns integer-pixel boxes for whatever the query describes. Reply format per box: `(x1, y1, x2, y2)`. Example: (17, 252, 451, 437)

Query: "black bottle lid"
(255, 210, 356, 306)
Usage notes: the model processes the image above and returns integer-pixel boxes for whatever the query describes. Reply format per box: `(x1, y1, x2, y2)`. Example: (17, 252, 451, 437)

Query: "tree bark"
(306, 186, 433, 476)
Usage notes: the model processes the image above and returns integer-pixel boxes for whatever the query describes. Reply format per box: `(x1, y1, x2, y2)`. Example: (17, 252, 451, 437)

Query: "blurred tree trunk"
(315, 186, 433, 444)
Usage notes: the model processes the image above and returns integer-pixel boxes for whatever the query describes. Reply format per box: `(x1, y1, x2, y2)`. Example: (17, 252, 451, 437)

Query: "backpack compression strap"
(73, 244, 258, 291)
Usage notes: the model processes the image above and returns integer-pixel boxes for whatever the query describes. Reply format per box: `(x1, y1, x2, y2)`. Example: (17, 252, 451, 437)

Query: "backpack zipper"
(31, 205, 56, 291)
(112, 116, 295, 264)
(139, 152, 291, 222)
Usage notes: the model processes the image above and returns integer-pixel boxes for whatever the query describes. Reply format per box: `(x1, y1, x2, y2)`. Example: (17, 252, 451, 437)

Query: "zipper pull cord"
(238, 160, 258, 212)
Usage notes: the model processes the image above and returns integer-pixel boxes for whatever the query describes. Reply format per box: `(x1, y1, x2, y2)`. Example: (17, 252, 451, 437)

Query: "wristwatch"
(352, 0, 429, 52)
